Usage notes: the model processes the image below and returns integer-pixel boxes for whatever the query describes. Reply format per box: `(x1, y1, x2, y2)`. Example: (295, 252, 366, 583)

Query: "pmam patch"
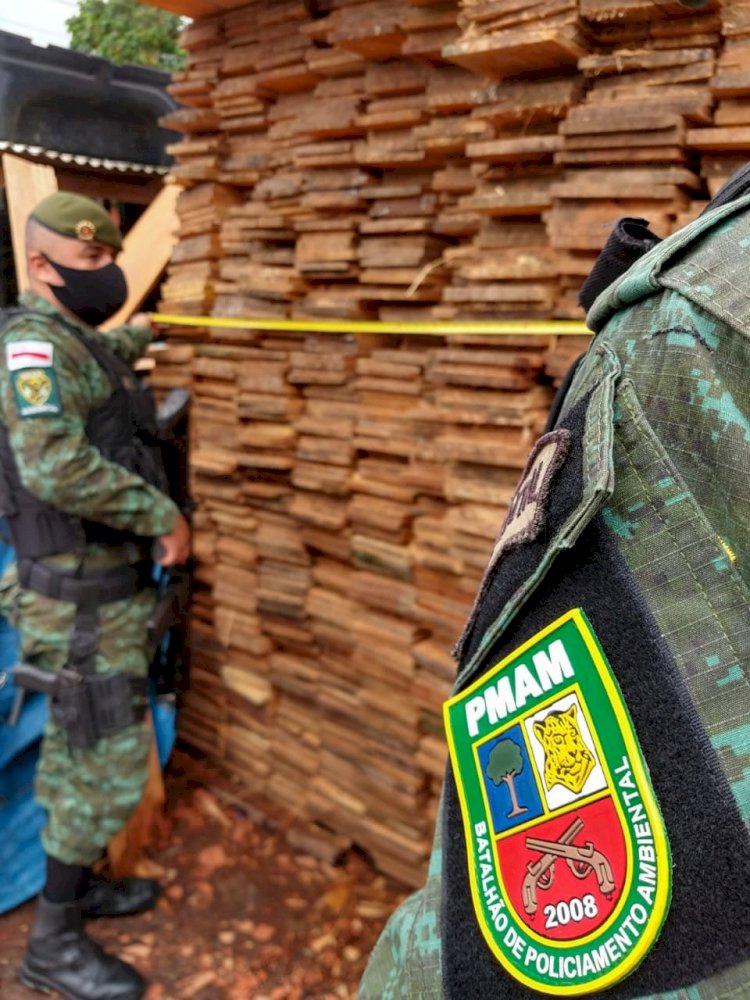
(444, 609, 671, 995)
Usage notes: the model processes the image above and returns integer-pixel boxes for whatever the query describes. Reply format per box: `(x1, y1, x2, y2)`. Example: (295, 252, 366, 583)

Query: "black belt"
(17, 558, 153, 606)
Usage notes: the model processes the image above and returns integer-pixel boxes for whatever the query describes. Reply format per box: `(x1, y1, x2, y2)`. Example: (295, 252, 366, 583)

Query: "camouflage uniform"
(0, 291, 180, 867)
(359, 197, 750, 998)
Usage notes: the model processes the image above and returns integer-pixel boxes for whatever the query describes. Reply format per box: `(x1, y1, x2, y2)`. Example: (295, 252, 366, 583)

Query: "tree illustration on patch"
(486, 738, 528, 818)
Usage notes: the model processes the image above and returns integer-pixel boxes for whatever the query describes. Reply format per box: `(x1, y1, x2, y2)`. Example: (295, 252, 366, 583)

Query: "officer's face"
(34, 238, 116, 287)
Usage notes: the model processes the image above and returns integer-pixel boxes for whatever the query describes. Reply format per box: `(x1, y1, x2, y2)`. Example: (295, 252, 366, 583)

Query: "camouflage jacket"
(0, 292, 179, 567)
(359, 196, 750, 999)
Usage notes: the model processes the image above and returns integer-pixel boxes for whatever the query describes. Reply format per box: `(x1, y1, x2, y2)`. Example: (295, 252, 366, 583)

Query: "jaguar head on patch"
(533, 703, 595, 794)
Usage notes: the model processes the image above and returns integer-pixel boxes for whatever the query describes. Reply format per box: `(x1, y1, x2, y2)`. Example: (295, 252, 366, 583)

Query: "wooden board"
(2, 153, 58, 293)
(103, 182, 182, 330)
(140, 0, 246, 14)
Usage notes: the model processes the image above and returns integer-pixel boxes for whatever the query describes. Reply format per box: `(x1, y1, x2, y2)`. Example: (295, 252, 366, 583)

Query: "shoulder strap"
(587, 191, 750, 333)
(55, 315, 126, 390)
(16, 308, 126, 393)
(0, 305, 30, 336)
(578, 218, 662, 314)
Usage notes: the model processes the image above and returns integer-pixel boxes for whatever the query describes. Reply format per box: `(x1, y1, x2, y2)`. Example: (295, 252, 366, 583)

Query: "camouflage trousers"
(12, 575, 155, 867)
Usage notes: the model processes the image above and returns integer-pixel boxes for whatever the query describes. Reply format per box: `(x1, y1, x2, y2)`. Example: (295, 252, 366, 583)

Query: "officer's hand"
(156, 515, 191, 566)
(129, 312, 152, 331)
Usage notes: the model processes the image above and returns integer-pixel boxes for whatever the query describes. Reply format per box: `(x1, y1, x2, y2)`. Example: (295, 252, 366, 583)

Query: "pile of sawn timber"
(153, 0, 733, 885)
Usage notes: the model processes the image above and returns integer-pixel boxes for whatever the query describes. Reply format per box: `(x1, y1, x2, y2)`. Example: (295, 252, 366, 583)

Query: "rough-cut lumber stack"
(449, 79, 579, 319)
(156, 0, 745, 884)
(690, 1, 750, 197)
(445, 0, 589, 78)
(407, 333, 553, 829)
(548, 0, 719, 319)
(302, 5, 460, 322)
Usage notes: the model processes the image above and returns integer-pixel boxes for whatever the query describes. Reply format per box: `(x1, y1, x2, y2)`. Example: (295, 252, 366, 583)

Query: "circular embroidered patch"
(16, 369, 53, 406)
(75, 219, 96, 241)
(444, 608, 671, 995)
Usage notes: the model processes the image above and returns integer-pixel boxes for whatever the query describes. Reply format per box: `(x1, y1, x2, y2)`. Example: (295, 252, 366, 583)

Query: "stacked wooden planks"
(549, 0, 720, 318)
(445, 0, 589, 79)
(690, 0, 750, 197)
(157, 0, 739, 884)
(450, 78, 580, 319)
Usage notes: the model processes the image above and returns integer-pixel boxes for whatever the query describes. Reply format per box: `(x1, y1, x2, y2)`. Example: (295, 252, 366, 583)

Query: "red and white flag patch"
(5, 341, 55, 371)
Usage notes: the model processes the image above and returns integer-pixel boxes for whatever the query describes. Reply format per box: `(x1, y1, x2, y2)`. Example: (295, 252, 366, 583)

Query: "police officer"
(0, 192, 190, 1000)
(358, 189, 750, 995)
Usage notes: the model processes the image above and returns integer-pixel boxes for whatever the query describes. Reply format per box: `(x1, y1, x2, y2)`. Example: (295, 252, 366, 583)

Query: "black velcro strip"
(443, 435, 750, 998)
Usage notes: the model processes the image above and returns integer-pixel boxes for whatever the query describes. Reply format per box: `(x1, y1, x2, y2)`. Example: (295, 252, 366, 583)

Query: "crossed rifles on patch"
(522, 817, 616, 917)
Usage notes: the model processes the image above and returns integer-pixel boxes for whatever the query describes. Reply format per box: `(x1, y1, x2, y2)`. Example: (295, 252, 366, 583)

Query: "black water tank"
(0, 31, 179, 165)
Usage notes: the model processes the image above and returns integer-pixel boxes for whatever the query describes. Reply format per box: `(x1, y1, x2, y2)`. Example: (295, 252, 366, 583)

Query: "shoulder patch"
(492, 429, 570, 564)
(444, 609, 671, 995)
(5, 341, 54, 371)
(11, 367, 62, 418)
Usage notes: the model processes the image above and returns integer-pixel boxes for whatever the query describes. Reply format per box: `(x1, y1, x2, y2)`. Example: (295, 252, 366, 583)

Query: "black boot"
(80, 875, 161, 919)
(20, 896, 146, 1000)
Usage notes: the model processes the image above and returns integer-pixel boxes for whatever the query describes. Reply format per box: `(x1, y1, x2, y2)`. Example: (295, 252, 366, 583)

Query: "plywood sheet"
(102, 182, 182, 330)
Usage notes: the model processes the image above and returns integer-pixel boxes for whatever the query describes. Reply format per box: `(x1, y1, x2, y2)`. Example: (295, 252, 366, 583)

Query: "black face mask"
(43, 255, 128, 327)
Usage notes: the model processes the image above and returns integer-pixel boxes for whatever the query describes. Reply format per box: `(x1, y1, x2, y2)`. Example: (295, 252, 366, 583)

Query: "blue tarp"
(0, 534, 47, 912)
(0, 537, 177, 914)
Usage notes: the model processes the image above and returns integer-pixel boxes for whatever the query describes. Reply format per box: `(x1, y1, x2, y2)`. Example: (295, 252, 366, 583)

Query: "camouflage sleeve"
(98, 322, 153, 364)
(358, 800, 445, 1000)
(0, 330, 180, 537)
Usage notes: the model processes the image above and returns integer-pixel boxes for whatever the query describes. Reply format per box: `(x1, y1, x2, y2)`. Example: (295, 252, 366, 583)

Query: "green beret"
(30, 192, 123, 252)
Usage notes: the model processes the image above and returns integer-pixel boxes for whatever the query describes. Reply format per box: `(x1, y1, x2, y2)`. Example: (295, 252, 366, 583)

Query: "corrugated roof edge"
(0, 141, 169, 176)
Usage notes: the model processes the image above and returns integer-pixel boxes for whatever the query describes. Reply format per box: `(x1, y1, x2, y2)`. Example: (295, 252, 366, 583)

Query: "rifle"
(156, 388, 191, 513)
(146, 552, 190, 699)
(149, 387, 192, 698)
(147, 571, 189, 647)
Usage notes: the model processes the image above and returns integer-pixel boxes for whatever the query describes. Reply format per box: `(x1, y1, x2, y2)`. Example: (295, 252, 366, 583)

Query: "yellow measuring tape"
(151, 312, 591, 337)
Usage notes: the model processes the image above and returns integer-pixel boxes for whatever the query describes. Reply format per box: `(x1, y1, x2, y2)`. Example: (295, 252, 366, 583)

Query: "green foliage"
(486, 739, 524, 784)
(67, 0, 186, 72)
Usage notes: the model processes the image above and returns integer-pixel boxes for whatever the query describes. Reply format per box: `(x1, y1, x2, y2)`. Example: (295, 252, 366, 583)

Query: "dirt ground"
(0, 749, 407, 1000)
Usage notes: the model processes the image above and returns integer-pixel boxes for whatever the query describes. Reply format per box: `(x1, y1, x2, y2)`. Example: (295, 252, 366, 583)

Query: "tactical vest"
(0, 309, 168, 560)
